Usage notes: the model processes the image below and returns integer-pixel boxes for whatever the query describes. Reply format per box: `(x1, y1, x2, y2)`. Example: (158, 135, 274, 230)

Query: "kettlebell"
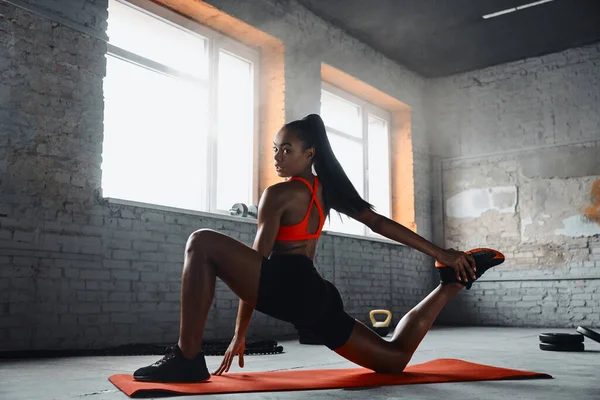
(369, 309, 392, 337)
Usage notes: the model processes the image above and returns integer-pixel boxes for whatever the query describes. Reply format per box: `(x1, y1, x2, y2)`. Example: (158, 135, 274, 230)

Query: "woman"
(133, 114, 486, 383)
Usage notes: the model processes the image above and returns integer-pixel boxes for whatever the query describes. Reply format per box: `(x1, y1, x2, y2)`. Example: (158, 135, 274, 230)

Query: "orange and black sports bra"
(275, 176, 325, 241)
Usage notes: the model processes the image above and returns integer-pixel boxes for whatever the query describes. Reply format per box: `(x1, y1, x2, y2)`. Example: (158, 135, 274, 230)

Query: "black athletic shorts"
(255, 253, 356, 350)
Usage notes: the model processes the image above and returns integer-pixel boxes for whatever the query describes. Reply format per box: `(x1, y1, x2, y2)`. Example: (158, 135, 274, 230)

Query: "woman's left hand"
(213, 334, 246, 376)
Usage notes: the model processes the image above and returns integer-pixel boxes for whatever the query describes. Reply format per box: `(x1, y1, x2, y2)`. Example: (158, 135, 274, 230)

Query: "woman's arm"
(234, 300, 254, 337)
(353, 208, 476, 282)
(253, 185, 287, 257)
(353, 208, 442, 259)
(234, 185, 287, 337)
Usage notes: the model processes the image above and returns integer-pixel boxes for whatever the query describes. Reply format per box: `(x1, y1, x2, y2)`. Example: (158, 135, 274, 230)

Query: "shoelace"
(152, 346, 177, 366)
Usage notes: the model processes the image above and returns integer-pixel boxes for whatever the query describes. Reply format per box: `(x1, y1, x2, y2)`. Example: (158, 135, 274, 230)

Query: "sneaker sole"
(133, 374, 211, 383)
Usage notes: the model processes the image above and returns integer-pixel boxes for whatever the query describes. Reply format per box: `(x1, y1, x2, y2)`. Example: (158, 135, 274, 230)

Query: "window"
(320, 83, 391, 237)
(102, 0, 258, 213)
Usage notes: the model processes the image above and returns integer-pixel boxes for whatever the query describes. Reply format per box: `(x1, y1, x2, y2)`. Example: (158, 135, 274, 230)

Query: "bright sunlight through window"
(320, 83, 391, 237)
(102, 0, 257, 213)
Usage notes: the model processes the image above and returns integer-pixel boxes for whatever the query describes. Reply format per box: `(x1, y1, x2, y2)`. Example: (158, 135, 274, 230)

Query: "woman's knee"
(336, 326, 409, 374)
(186, 229, 216, 253)
(374, 359, 407, 374)
(372, 348, 409, 373)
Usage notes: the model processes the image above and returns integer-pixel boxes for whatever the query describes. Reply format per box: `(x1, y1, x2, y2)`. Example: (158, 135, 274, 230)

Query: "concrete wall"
(427, 44, 600, 327)
(0, 0, 433, 351)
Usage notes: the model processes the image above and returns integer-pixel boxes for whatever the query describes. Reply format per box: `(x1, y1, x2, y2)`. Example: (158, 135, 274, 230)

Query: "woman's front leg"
(133, 229, 265, 383)
(177, 231, 217, 358)
(178, 229, 264, 359)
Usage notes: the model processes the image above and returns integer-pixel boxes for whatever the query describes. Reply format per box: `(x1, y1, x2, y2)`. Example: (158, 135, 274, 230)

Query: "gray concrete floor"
(1, 327, 599, 399)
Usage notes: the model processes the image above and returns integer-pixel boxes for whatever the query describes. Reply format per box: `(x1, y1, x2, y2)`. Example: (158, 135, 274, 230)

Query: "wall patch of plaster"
(521, 216, 533, 241)
(554, 215, 600, 237)
(446, 186, 517, 218)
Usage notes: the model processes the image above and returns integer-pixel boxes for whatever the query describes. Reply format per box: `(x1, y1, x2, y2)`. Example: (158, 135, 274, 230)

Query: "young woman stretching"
(133, 114, 490, 383)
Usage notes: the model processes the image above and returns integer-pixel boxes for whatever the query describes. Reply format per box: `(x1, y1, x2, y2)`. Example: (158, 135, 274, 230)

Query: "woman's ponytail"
(289, 114, 374, 218)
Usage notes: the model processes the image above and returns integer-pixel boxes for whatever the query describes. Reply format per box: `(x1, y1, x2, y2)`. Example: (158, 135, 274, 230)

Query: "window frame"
(104, 0, 260, 214)
(321, 82, 393, 237)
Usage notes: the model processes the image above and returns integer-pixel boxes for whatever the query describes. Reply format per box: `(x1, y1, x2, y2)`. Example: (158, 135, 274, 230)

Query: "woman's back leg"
(334, 283, 463, 373)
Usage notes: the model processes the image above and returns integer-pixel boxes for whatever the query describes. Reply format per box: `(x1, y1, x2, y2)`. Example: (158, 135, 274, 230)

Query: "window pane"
(101, 55, 208, 210)
(324, 134, 364, 235)
(215, 51, 254, 211)
(107, 0, 208, 79)
(321, 90, 361, 138)
(368, 115, 391, 218)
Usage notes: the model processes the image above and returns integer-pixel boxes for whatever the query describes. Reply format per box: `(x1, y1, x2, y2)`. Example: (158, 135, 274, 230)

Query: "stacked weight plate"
(539, 332, 584, 351)
(538, 326, 600, 352)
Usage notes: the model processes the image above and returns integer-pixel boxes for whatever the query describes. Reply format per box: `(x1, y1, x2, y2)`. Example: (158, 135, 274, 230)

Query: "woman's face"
(272, 128, 314, 178)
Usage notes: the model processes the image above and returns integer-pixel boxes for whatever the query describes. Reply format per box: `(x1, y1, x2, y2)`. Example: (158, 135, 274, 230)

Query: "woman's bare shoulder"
(262, 180, 309, 211)
(261, 181, 293, 205)
(265, 180, 307, 195)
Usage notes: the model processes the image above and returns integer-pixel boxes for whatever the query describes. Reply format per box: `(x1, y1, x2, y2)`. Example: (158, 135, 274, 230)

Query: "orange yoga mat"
(109, 358, 552, 397)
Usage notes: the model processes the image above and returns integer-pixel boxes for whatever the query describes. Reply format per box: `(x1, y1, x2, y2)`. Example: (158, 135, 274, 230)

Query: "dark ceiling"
(296, 0, 600, 77)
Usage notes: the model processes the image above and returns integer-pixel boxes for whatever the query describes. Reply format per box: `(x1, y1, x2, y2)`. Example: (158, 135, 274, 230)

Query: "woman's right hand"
(213, 335, 246, 376)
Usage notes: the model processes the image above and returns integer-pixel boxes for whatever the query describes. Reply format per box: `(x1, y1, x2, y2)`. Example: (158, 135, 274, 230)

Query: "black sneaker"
(133, 345, 211, 383)
(437, 248, 505, 290)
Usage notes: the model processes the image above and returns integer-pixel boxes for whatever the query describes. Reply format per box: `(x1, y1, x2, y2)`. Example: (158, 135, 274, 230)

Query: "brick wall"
(11, 0, 108, 37)
(0, 0, 433, 351)
(426, 44, 600, 327)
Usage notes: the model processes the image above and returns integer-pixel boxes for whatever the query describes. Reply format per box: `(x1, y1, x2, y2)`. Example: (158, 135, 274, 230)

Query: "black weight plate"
(539, 342, 584, 352)
(539, 332, 584, 344)
(577, 326, 600, 344)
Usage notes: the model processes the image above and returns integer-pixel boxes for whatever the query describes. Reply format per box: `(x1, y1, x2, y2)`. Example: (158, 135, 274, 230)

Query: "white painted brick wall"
(428, 44, 600, 327)
(427, 43, 600, 158)
(0, 0, 434, 351)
